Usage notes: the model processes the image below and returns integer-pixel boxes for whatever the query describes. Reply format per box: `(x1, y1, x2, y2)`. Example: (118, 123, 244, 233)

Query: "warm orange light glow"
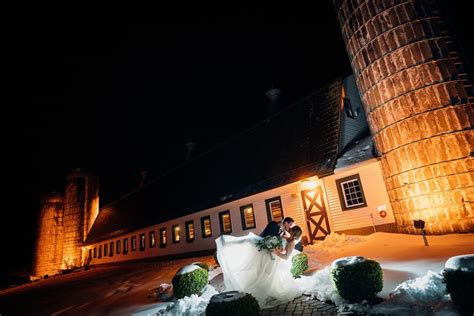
(188, 223, 195, 239)
(203, 218, 212, 236)
(301, 178, 318, 191)
(174, 226, 180, 241)
(161, 230, 167, 244)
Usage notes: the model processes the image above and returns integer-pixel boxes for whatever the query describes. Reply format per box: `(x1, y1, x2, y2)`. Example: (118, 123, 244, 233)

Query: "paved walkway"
(261, 295, 339, 315)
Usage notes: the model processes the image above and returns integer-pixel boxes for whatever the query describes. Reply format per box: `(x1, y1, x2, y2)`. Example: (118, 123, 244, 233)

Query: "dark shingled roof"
(85, 77, 344, 245)
(335, 134, 378, 169)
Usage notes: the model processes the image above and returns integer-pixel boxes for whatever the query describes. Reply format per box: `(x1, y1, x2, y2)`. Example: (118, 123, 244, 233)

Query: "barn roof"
(85, 77, 344, 245)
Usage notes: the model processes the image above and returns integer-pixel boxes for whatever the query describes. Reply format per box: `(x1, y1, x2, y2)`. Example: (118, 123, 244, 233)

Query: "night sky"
(8, 3, 473, 274)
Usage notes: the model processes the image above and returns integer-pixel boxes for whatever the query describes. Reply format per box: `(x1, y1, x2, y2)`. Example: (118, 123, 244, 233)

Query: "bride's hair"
(288, 225, 302, 242)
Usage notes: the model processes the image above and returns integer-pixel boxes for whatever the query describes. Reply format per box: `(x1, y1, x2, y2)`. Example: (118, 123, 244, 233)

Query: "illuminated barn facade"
(33, 75, 398, 275)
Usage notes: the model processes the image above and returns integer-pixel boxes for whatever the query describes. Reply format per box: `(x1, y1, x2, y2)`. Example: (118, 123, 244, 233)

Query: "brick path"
(261, 295, 339, 316)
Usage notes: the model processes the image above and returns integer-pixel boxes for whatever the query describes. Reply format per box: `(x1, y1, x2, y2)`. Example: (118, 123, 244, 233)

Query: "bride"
(215, 226, 303, 308)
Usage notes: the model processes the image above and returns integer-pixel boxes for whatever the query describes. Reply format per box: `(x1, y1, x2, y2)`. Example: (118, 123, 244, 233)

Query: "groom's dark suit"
(259, 221, 281, 238)
(260, 221, 304, 252)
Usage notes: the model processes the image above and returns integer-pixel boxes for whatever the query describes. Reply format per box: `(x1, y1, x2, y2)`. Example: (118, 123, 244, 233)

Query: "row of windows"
(89, 177, 368, 260)
(90, 196, 284, 259)
(91, 234, 139, 259)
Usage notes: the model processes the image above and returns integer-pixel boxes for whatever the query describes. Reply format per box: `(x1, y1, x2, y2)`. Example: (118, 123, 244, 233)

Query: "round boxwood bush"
(443, 255, 474, 314)
(331, 257, 383, 303)
(291, 252, 309, 278)
(443, 269, 474, 314)
(172, 264, 209, 299)
(205, 291, 260, 316)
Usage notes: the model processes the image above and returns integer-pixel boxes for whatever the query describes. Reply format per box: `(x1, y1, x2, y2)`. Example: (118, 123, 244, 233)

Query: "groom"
(260, 217, 303, 252)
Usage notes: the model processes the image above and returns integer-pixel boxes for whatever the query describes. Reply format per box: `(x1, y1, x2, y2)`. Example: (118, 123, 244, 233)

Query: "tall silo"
(32, 192, 64, 278)
(61, 169, 99, 269)
(333, 0, 473, 233)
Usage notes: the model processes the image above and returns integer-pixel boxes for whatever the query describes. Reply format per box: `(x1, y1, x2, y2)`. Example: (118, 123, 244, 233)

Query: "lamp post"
(414, 220, 429, 246)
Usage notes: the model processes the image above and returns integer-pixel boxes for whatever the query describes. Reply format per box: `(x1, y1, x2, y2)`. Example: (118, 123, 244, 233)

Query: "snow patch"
(176, 264, 201, 276)
(307, 233, 365, 250)
(154, 285, 219, 316)
(371, 270, 453, 315)
(444, 254, 474, 272)
(389, 270, 446, 303)
(295, 266, 346, 306)
(153, 283, 173, 301)
(207, 267, 222, 281)
(304, 233, 366, 269)
(331, 256, 366, 269)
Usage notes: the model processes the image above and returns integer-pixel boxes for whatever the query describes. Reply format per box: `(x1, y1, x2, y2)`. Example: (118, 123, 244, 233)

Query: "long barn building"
(32, 74, 402, 277)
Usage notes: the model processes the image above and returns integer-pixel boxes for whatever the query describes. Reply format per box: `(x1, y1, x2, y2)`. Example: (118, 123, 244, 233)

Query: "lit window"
(160, 228, 167, 247)
(131, 236, 137, 251)
(240, 204, 256, 230)
(265, 197, 284, 223)
(336, 174, 367, 210)
(104, 243, 108, 256)
(219, 210, 232, 234)
(116, 240, 121, 254)
(123, 238, 128, 254)
(140, 234, 146, 250)
(109, 242, 114, 257)
(98, 245, 102, 258)
(149, 231, 156, 248)
(343, 97, 358, 119)
(172, 225, 180, 243)
(93, 247, 97, 258)
(186, 221, 195, 242)
(201, 216, 212, 238)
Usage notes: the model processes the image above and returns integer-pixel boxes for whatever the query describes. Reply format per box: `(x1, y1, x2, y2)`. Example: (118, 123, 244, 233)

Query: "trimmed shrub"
(172, 265, 208, 299)
(206, 291, 260, 316)
(291, 252, 309, 278)
(331, 259, 383, 303)
(443, 268, 474, 314)
(192, 262, 210, 271)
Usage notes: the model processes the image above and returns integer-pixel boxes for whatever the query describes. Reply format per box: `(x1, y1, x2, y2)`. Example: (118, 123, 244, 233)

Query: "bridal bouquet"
(256, 236, 283, 260)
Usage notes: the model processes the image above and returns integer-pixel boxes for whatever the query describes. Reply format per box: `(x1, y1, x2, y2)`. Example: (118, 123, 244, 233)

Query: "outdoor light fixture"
(377, 205, 387, 218)
(414, 219, 429, 246)
(301, 177, 318, 191)
(414, 219, 425, 229)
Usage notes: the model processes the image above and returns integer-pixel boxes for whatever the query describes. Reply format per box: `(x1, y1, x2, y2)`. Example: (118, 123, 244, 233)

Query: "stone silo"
(61, 169, 99, 269)
(333, 0, 473, 233)
(32, 192, 64, 278)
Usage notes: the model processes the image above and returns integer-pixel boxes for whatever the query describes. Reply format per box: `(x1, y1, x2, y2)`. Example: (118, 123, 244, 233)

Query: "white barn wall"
(323, 159, 395, 232)
(85, 160, 394, 265)
(87, 181, 310, 265)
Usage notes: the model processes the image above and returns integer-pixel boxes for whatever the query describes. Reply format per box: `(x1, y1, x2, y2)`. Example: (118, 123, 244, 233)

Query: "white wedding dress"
(215, 232, 302, 308)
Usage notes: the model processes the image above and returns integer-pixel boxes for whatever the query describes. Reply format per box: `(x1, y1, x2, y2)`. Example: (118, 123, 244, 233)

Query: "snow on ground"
(175, 264, 201, 275)
(305, 232, 474, 297)
(0, 232, 472, 315)
(136, 285, 219, 316)
(303, 232, 474, 314)
(445, 254, 474, 271)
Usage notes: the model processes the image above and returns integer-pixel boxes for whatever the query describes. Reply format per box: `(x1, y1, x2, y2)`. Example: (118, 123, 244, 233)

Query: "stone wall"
(32, 193, 64, 278)
(61, 169, 99, 269)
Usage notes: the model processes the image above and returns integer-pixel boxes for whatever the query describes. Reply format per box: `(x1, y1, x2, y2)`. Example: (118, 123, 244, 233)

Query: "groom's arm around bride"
(259, 220, 281, 237)
(260, 218, 304, 252)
